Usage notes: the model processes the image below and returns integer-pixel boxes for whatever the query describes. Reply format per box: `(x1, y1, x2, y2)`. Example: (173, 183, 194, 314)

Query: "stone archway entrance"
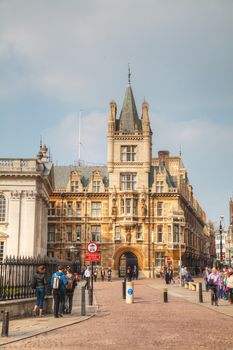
(118, 252, 138, 278)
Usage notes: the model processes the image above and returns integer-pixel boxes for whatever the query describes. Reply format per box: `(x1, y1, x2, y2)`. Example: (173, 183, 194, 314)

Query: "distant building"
(47, 80, 210, 276)
(0, 145, 53, 260)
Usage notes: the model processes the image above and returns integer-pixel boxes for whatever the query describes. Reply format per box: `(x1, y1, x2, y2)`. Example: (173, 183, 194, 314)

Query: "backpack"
(53, 273, 60, 289)
(66, 275, 74, 290)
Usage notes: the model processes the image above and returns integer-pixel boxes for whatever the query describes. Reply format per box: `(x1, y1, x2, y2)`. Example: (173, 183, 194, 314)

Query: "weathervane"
(128, 63, 131, 85)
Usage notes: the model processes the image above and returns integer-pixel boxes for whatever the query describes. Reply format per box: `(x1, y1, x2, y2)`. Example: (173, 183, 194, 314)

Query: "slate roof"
(53, 165, 108, 190)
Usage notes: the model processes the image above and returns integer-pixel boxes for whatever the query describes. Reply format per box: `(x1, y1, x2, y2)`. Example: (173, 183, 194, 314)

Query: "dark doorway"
(119, 252, 138, 278)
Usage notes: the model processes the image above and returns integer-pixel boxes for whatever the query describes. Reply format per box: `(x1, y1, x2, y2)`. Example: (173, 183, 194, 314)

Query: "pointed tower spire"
(118, 66, 141, 133)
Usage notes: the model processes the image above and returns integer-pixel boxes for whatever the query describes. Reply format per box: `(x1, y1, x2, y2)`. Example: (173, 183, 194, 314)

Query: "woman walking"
(31, 265, 47, 317)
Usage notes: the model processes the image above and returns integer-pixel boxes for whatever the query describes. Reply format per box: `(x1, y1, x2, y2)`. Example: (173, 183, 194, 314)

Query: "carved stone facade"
(47, 82, 211, 277)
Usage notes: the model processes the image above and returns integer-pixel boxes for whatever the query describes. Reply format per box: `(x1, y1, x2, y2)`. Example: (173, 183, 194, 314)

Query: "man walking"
(208, 268, 220, 306)
(84, 266, 91, 289)
(51, 266, 68, 318)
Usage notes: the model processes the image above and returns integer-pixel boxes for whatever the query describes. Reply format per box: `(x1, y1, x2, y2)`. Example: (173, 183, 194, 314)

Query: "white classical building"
(0, 145, 53, 260)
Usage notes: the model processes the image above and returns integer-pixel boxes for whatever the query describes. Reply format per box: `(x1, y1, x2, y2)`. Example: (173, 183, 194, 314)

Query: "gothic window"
(48, 201, 56, 216)
(67, 225, 72, 242)
(93, 180, 101, 193)
(156, 181, 164, 193)
(126, 198, 131, 215)
(120, 146, 136, 161)
(67, 202, 73, 216)
(120, 173, 136, 190)
(76, 225, 81, 242)
(76, 201, 81, 217)
(71, 180, 79, 192)
(133, 199, 138, 215)
(157, 225, 163, 243)
(0, 196, 6, 222)
(115, 226, 121, 240)
(91, 225, 101, 242)
(48, 224, 55, 242)
(0, 242, 4, 263)
(91, 202, 101, 217)
(157, 202, 163, 217)
(155, 252, 165, 267)
(173, 224, 179, 243)
(121, 199, 124, 214)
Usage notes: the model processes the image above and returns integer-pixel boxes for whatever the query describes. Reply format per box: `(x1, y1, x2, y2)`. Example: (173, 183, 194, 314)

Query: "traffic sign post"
(86, 242, 99, 306)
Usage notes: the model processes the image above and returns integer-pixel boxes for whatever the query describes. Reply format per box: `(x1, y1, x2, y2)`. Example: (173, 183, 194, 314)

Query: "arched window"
(0, 196, 6, 222)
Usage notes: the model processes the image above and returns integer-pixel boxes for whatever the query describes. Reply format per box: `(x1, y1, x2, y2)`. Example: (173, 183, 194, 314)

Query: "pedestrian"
(64, 266, 77, 314)
(133, 265, 138, 280)
(218, 273, 224, 299)
(226, 270, 233, 304)
(203, 267, 210, 291)
(208, 268, 220, 306)
(165, 266, 173, 284)
(126, 266, 132, 281)
(84, 266, 91, 289)
(93, 267, 98, 282)
(31, 264, 47, 317)
(81, 266, 86, 280)
(101, 267, 105, 281)
(107, 267, 112, 281)
(51, 265, 68, 318)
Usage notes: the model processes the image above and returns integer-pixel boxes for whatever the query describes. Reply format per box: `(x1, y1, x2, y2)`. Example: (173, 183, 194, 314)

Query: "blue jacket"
(51, 271, 68, 290)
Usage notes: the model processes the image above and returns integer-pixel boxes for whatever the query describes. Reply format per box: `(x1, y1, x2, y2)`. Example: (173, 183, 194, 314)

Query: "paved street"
(2, 279, 233, 350)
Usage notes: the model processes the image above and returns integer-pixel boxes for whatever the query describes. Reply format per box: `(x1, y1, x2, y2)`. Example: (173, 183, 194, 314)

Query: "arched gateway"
(118, 252, 138, 278)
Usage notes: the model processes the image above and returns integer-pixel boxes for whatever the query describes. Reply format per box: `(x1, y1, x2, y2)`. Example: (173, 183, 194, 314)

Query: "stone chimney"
(158, 151, 170, 170)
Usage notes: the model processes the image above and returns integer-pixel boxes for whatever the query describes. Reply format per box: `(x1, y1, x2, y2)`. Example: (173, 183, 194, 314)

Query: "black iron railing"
(0, 256, 78, 301)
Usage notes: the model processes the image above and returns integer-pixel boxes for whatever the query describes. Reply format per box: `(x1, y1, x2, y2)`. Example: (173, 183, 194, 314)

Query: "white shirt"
(84, 269, 91, 278)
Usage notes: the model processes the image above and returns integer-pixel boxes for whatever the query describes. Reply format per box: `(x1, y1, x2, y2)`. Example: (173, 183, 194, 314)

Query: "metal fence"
(0, 256, 78, 301)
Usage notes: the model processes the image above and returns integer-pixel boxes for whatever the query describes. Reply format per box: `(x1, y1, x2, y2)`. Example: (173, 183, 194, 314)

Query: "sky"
(0, 0, 233, 226)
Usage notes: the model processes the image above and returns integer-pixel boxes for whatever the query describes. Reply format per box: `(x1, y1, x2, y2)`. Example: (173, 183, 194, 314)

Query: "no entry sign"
(87, 242, 98, 253)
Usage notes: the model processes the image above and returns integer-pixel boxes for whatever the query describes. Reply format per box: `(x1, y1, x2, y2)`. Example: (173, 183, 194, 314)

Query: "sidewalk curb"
(0, 312, 97, 347)
(147, 283, 233, 319)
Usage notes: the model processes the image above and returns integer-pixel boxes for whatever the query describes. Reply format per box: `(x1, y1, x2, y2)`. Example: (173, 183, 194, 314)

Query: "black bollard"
(88, 287, 93, 306)
(81, 286, 86, 316)
(199, 282, 203, 303)
(163, 288, 168, 303)
(122, 280, 126, 299)
(1, 311, 9, 337)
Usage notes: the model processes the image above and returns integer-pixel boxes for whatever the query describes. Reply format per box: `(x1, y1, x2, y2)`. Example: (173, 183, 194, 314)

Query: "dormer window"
(121, 146, 136, 161)
(71, 181, 79, 192)
(156, 181, 164, 193)
(93, 180, 100, 193)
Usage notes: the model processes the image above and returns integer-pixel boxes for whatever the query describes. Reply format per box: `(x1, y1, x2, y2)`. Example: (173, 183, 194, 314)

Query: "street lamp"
(219, 215, 224, 267)
(179, 227, 182, 286)
(227, 237, 231, 267)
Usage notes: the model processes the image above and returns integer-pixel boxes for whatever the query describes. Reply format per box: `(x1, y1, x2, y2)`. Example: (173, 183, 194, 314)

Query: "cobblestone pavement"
(2, 279, 233, 350)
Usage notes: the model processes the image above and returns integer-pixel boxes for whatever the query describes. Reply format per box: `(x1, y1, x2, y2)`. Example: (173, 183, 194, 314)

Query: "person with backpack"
(31, 264, 47, 317)
(51, 265, 68, 318)
(64, 266, 77, 314)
